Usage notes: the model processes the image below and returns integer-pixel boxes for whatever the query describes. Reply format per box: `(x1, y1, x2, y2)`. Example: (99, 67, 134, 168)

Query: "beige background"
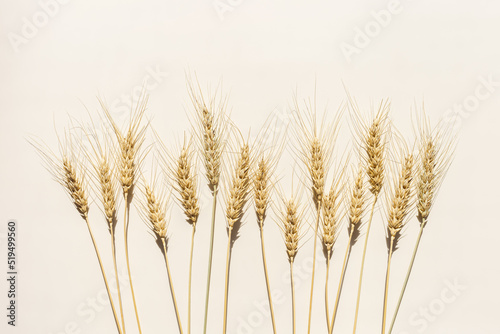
(1, 0, 499, 333)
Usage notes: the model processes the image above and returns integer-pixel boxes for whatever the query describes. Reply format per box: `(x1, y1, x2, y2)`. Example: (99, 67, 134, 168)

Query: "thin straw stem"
(259, 221, 277, 334)
(162, 238, 184, 334)
(382, 235, 395, 334)
(388, 219, 426, 334)
(203, 185, 218, 334)
(353, 196, 378, 333)
(85, 218, 123, 334)
(330, 229, 354, 333)
(222, 226, 233, 334)
(291, 261, 296, 334)
(123, 194, 142, 334)
(110, 224, 126, 332)
(188, 225, 196, 334)
(325, 251, 331, 333)
(307, 203, 322, 333)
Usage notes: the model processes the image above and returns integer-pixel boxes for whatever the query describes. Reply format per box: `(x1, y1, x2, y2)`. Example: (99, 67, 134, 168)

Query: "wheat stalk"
(351, 98, 390, 333)
(173, 139, 200, 334)
(188, 80, 228, 334)
(140, 180, 184, 334)
(31, 136, 123, 334)
(382, 150, 414, 334)
(388, 114, 455, 334)
(253, 155, 279, 333)
(102, 96, 148, 334)
(277, 192, 304, 334)
(321, 176, 343, 333)
(329, 164, 366, 333)
(223, 141, 251, 334)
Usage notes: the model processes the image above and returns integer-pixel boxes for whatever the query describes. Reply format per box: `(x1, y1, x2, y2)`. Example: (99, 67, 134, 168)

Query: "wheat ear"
(253, 156, 278, 333)
(96, 155, 126, 332)
(388, 116, 455, 334)
(322, 177, 343, 333)
(223, 142, 251, 334)
(102, 96, 148, 334)
(352, 99, 390, 333)
(330, 164, 366, 333)
(382, 152, 414, 334)
(277, 193, 304, 334)
(141, 182, 184, 334)
(188, 80, 227, 334)
(173, 140, 200, 334)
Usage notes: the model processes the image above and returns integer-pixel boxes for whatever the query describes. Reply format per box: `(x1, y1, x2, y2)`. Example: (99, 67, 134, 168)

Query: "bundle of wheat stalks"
(32, 82, 455, 334)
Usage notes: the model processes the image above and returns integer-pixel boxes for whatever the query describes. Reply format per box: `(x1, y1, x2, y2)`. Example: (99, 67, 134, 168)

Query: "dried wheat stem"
(162, 238, 184, 334)
(222, 226, 233, 334)
(223, 143, 251, 334)
(123, 195, 140, 334)
(110, 225, 125, 332)
(353, 197, 377, 334)
(173, 144, 200, 334)
(382, 235, 395, 334)
(258, 221, 277, 333)
(330, 165, 365, 333)
(330, 228, 354, 334)
(203, 185, 218, 334)
(254, 157, 277, 334)
(290, 260, 296, 334)
(97, 157, 125, 332)
(143, 184, 183, 333)
(322, 183, 341, 333)
(85, 217, 123, 334)
(353, 107, 388, 333)
(325, 251, 332, 333)
(279, 197, 301, 334)
(188, 225, 195, 334)
(308, 202, 322, 333)
(307, 136, 326, 334)
(196, 100, 224, 334)
(387, 220, 425, 334)
(382, 153, 414, 334)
